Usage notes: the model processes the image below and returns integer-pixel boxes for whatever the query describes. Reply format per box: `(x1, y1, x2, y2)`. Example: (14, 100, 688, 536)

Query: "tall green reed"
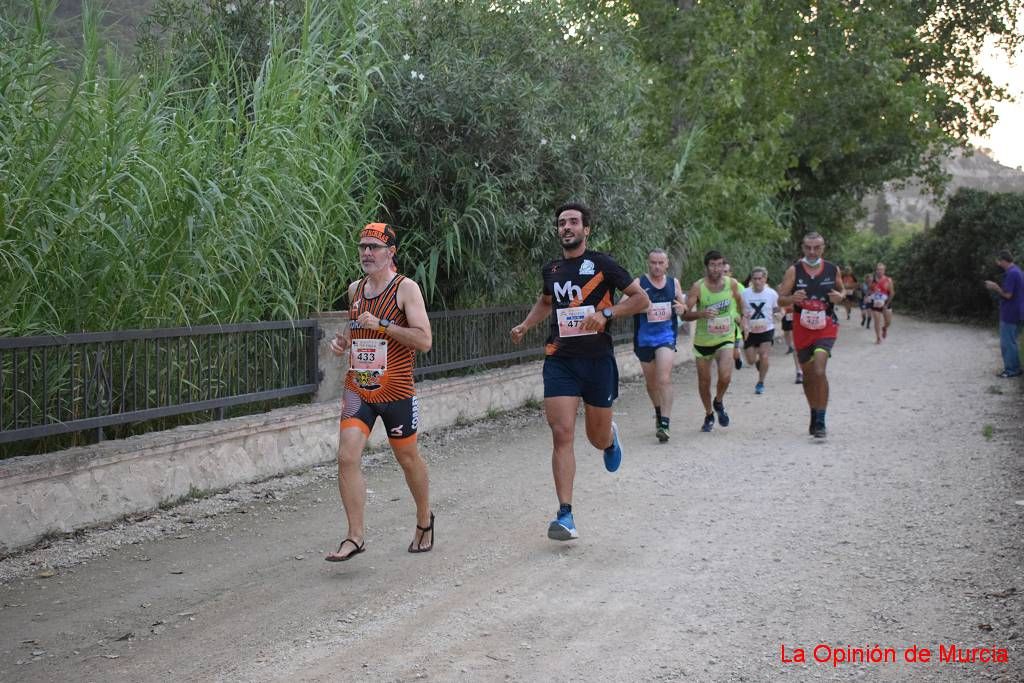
(1, 0, 381, 336)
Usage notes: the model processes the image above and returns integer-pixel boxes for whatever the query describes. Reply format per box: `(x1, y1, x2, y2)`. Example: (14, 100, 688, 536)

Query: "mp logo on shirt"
(553, 281, 583, 302)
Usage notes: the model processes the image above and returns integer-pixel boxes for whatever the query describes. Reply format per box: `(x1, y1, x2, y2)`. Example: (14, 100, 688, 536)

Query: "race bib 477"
(557, 306, 597, 337)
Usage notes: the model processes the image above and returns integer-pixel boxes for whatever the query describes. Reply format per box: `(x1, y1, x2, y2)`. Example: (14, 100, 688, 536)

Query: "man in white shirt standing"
(741, 267, 780, 395)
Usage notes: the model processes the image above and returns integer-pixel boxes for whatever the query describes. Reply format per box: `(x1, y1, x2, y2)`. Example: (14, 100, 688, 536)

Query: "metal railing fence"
(0, 321, 321, 446)
(414, 306, 632, 379)
(1, 308, 636, 449)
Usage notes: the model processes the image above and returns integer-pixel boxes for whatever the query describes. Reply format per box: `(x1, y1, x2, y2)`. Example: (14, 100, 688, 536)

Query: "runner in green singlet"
(681, 250, 746, 432)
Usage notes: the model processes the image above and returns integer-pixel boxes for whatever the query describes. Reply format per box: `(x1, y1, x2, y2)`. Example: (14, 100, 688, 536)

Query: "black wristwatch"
(378, 319, 391, 331)
(602, 308, 614, 320)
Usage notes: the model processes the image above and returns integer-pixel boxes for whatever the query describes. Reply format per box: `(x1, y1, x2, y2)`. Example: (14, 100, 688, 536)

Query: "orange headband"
(359, 222, 397, 247)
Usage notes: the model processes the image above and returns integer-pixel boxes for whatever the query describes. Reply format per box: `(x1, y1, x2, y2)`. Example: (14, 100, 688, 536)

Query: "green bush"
(832, 230, 912, 283)
(892, 188, 1024, 320)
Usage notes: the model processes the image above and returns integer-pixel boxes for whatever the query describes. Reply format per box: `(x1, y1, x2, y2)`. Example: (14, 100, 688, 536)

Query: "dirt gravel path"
(1, 314, 1022, 682)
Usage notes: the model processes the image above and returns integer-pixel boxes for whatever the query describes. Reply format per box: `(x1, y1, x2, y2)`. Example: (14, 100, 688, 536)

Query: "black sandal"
(408, 512, 434, 553)
(325, 538, 365, 562)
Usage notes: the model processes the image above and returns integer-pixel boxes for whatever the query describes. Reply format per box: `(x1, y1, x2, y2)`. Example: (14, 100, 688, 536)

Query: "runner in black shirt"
(511, 202, 650, 541)
(540, 250, 633, 358)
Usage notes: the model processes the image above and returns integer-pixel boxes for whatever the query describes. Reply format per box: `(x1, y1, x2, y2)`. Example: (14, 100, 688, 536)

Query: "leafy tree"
(832, 230, 905, 281)
(137, 0, 304, 90)
(7, 0, 1023, 332)
(778, 1, 1022, 241)
(623, 0, 1023, 250)
(628, 1, 795, 257)
(369, 0, 666, 306)
(872, 195, 891, 237)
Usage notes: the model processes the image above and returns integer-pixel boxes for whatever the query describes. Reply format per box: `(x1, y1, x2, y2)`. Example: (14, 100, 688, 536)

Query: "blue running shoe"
(713, 399, 730, 427)
(547, 509, 578, 540)
(701, 413, 714, 432)
(603, 421, 622, 472)
(755, 382, 765, 395)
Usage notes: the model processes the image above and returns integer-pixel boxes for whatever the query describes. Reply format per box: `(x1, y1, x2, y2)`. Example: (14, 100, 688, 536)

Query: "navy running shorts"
(543, 355, 619, 408)
(634, 343, 676, 363)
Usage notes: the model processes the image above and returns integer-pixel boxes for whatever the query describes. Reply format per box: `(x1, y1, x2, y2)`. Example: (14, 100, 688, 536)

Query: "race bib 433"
(350, 339, 388, 372)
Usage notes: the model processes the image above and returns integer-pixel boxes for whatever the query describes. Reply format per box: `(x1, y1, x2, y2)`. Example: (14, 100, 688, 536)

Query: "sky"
(970, 37, 1024, 170)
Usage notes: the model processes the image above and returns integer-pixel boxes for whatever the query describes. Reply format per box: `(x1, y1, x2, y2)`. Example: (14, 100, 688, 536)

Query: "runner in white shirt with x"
(741, 267, 780, 395)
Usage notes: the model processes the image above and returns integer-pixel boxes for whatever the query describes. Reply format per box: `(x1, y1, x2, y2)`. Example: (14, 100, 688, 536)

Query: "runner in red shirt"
(868, 262, 895, 343)
(777, 232, 846, 438)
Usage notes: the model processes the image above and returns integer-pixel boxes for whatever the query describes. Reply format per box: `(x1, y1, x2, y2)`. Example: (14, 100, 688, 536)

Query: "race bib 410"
(646, 302, 672, 323)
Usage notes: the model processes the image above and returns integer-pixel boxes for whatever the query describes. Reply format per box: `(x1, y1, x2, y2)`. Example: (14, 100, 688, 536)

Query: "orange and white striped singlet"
(345, 275, 416, 402)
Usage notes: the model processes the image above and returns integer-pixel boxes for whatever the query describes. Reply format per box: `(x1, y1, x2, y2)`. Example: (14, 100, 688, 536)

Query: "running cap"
(360, 222, 397, 247)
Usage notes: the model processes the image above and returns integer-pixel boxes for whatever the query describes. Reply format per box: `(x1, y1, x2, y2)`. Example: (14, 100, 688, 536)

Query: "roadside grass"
(523, 397, 542, 411)
(159, 484, 208, 510)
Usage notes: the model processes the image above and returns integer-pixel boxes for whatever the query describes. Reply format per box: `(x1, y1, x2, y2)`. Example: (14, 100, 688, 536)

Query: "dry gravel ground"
(1, 314, 1022, 682)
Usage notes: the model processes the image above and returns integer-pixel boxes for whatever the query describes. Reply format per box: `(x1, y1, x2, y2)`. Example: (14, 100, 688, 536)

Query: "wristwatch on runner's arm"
(378, 319, 391, 331)
(602, 308, 614, 320)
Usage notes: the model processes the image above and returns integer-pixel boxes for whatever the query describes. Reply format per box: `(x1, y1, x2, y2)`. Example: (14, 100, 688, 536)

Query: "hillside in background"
(860, 148, 1024, 232)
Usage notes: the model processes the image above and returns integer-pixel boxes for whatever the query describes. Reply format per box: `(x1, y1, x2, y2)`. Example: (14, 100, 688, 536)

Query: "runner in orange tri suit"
(325, 223, 435, 561)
